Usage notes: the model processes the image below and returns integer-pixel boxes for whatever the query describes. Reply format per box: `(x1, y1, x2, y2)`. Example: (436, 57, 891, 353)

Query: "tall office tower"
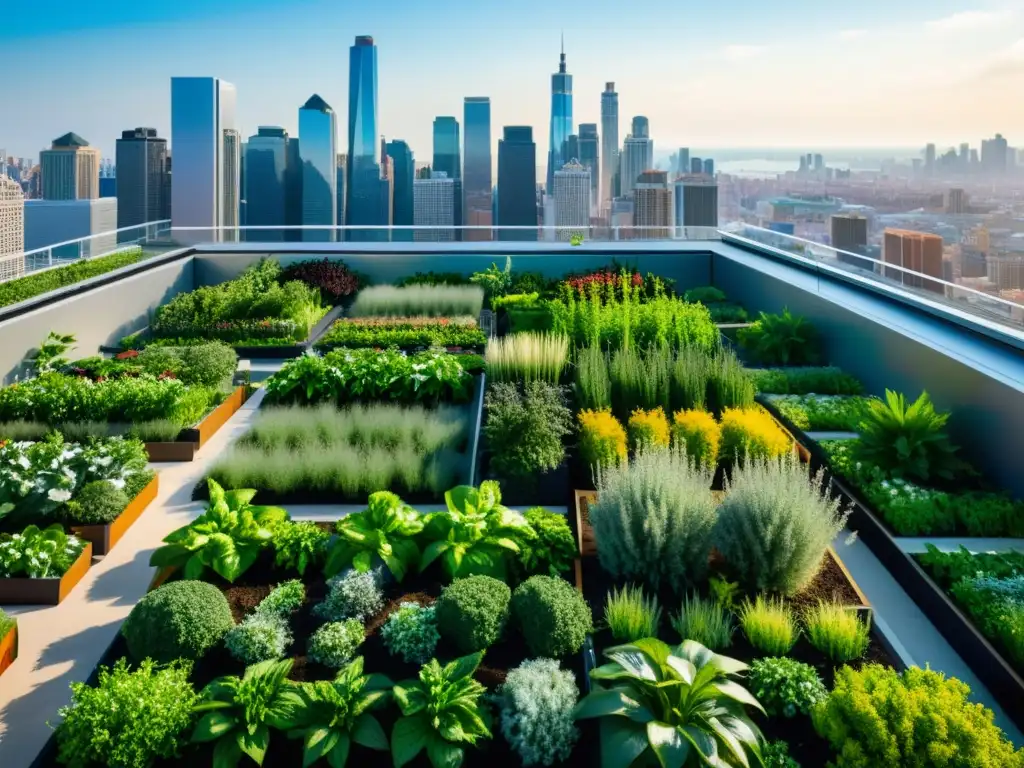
(378, 136, 394, 240)
(946, 188, 968, 215)
(497, 126, 537, 241)
(553, 160, 590, 239)
(676, 148, 690, 177)
(335, 154, 347, 232)
(413, 171, 455, 241)
(924, 143, 936, 176)
(164, 156, 173, 222)
(0, 175, 25, 280)
(298, 94, 338, 242)
(690, 157, 703, 174)
(577, 124, 599, 215)
(703, 159, 714, 176)
(813, 153, 824, 172)
(40, 133, 100, 200)
(959, 143, 970, 171)
(619, 121, 654, 198)
(463, 97, 492, 241)
(115, 127, 169, 231)
(546, 36, 573, 194)
(565, 134, 580, 163)
(883, 228, 944, 294)
(981, 133, 1009, 175)
(673, 177, 719, 235)
(347, 36, 382, 241)
(830, 213, 870, 269)
(631, 116, 649, 138)
(600, 82, 619, 212)
(633, 170, 672, 239)
(244, 127, 289, 241)
(385, 140, 414, 241)
(222, 129, 241, 242)
(171, 77, 238, 244)
(432, 116, 461, 237)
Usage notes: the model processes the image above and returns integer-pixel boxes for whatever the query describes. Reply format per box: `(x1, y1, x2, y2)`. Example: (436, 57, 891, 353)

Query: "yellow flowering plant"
(719, 406, 792, 461)
(671, 409, 722, 468)
(627, 407, 671, 452)
(578, 409, 627, 469)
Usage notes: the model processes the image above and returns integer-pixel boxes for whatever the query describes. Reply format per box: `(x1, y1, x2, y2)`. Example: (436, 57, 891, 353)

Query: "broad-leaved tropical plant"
(324, 491, 424, 582)
(150, 479, 288, 583)
(391, 652, 492, 768)
(420, 481, 535, 580)
(854, 389, 965, 482)
(574, 638, 766, 768)
(287, 656, 393, 768)
(191, 658, 304, 767)
(736, 308, 820, 366)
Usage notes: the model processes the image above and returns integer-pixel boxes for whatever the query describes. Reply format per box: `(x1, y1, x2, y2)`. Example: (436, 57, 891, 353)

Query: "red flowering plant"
(279, 258, 360, 303)
(114, 349, 139, 360)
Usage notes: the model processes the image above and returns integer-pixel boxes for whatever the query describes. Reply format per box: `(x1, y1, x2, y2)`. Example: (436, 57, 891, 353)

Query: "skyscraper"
(674, 177, 719, 234)
(299, 94, 338, 241)
(981, 134, 1009, 175)
(703, 159, 714, 177)
(676, 148, 690, 177)
(222, 129, 241, 242)
(385, 140, 414, 241)
(553, 160, 590, 239)
(830, 213, 869, 270)
(335, 153, 347, 230)
(244, 126, 289, 241)
(0, 175, 24, 280)
(463, 97, 493, 241)
(346, 36, 382, 241)
(432, 117, 461, 237)
(546, 36, 573, 194)
(170, 77, 238, 243)
(577, 124, 599, 215)
(633, 170, 672, 239)
(115, 127, 169, 231)
(600, 82, 619, 212)
(883, 229, 944, 294)
(631, 116, 649, 138)
(40, 133, 100, 200)
(620, 120, 654, 198)
(690, 157, 703, 174)
(413, 171, 455, 242)
(924, 144, 936, 176)
(497, 126, 537, 242)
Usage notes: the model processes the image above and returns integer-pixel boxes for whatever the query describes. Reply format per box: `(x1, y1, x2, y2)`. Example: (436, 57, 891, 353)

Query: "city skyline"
(4, 0, 1024, 161)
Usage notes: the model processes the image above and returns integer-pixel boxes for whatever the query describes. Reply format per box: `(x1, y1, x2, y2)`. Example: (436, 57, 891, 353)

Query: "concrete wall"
(713, 245, 1024, 497)
(0, 256, 194, 383)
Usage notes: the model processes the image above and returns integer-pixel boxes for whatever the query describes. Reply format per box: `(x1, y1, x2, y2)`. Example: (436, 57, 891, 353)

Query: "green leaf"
(445, 486, 476, 516)
(647, 722, 689, 768)
(392, 713, 430, 768)
(149, 543, 189, 567)
(715, 680, 765, 714)
(573, 689, 649, 722)
(426, 734, 465, 768)
(680, 725, 719, 763)
(599, 718, 649, 768)
(238, 725, 271, 765)
(491, 537, 520, 553)
(213, 735, 244, 768)
(442, 652, 483, 683)
(605, 642, 663, 682)
(419, 539, 449, 573)
(326, 733, 352, 768)
(192, 712, 238, 743)
(226, 488, 258, 508)
(183, 553, 208, 580)
(352, 713, 389, 750)
(353, 550, 373, 572)
(303, 727, 340, 767)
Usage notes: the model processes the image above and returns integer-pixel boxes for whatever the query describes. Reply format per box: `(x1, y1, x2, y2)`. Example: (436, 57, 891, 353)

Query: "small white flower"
(47, 488, 72, 503)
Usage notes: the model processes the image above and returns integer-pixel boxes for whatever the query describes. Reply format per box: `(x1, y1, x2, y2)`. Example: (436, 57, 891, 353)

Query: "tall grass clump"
(671, 593, 734, 650)
(671, 346, 711, 411)
(574, 344, 611, 410)
(349, 284, 485, 318)
(715, 455, 849, 596)
(604, 584, 662, 642)
(707, 349, 755, 412)
(609, 344, 672, 421)
(739, 595, 798, 655)
(804, 601, 870, 662)
(486, 332, 569, 384)
(591, 446, 717, 592)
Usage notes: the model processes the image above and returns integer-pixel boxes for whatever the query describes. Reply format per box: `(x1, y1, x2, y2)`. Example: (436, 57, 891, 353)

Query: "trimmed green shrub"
(512, 575, 592, 658)
(518, 507, 576, 577)
(315, 569, 384, 622)
(381, 601, 439, 664)
(498, 658, 579, 766)
(308, 619, 365, 668)
(0, 247, 145, 309)
(121, 580, 234, 663)
(749, 657, 827, 718)
(436, 575, 512, 653)
(224, 613, 292, 664)
(254, 579, 305, 619)
(62, 480, 128, 525)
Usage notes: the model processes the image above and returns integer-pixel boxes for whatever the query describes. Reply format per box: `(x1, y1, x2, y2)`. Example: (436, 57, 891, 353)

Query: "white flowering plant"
(0, 523, 86, 578)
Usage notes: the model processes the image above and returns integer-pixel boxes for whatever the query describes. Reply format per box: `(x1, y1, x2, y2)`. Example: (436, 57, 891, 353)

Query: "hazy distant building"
(924, 144, 936, 176)
(600, 82, 618, 211)
(496, 126, 537, 241)
(674, 177, 718, 234)
(433, 117, 461, 236)
(676, 148, 690, 177)
(115, 128, 169, 232)
(24, 198, 117, 259)
(335, 153, 347, 231)
(577, 124, 599, 216)
(989, 256, 1024, 291)
(690, 157, 703, 175)
(0, 175, 24, 280)
(299, 94, 338, 241)
(463, 97, 492, 241)
(946, 188, 968, 214)
(244, 127, 289, 241)
(553, 161, 590, 239)
(981, 133, 1009, 175)
(831, 214, 870, 270)
(620, 123, 654, 198)
(703, 159, 714, 176)
(413, 171, 455, 241)
(883, 228, 944, 294)
(385, 140, 414, 241)
(634, 170, 672, 239)
(41, 133, 100, 201)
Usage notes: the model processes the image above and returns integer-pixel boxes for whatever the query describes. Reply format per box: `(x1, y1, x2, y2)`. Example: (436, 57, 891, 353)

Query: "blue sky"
(2, 0, 1023, 160)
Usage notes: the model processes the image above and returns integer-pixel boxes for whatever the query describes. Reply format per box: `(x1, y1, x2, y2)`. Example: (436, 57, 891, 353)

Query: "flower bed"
(316, 315, 487, 351)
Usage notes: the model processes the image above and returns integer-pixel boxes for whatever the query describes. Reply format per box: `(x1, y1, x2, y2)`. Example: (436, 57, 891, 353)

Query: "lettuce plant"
(150, 479, 288, 583)
(324, 491, 424, 582)
(0, 523, 85, 578)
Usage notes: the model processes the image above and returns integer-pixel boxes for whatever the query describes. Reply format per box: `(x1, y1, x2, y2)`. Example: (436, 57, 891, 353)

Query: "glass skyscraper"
(170, 77, 238, 243)
(298, 94, 337, 242)
(346, 35, 382, 242)
(546, 39, 573, 194)
(432, 117, 461, 237)
(578, 124, 599, 216)
(497, 126, 537, 242)
(244, 126, 289, 241)
(385, 140, 414, 241)
(463, 97, 492, 241)
(600, 82, 618, 212)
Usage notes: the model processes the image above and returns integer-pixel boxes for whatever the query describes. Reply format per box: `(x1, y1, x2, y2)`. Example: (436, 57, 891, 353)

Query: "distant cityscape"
(2, 34, 1024, 309)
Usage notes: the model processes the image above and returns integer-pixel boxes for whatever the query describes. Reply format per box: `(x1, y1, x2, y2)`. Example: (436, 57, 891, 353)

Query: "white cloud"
(976, 36, 1024, 77)
(839, 29, 867, 40)
(722, 44, 766, 61)
(925, 10, 1011, 33)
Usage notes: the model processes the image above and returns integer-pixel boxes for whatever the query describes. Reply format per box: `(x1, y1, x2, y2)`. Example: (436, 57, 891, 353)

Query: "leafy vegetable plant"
(324, 491, 424, 582)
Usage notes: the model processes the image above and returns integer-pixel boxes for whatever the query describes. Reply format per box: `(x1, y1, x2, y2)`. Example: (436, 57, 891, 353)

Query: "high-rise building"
(546, 36, 573, 194)
(24, 199, 117, 258)
(346, 36, 382, 241)
(633, 170, 672, 239)
(378, 136, 394, 239)
(959, 143, 970, 171)
(830, 213, 870, 270)
(244, 126, 289, 241)
(814, 153, 825, 172)
(703, 159, 715, 176)
(335, 153, 347, 231)
(385, 140, 414, 241)
(170, 77, 238, 243)
(620, 121, 654, 198)
(413, 171, 455, 241)
(981, 134, 1009, 175)
(673, 177, 718, 234)
(432, 117, 461, 236)
(565, 135, 580, 162)
(40, 133, 100, 200)
(577, 124, 599, 215)
(299, 94, 338, 241)
(463, 97, 492, 241)
(497, 126, 537, 241)
(631, 116, 649, 138)
(676, 148, 690, 177)
(553, 160, 590, 239)
(946, 188, 968, 214)
(883, 228, 944, 294)
(690, 157, 703, 175)
(600, 82, 618, 212)
(0, 175, 25, 280)
(924, 143, 936, 176)
(115, 127, 169, 232)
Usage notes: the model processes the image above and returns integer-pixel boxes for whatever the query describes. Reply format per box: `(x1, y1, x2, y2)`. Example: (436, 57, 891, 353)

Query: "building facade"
(497, 126, 537, 241)
(432, 117, 461, 237)
(673, 178, 719, 234)
(40, 133, 100, 201)
(577, 124, 599, 215)
(0, 175, 24, 280)
(413, 172, 454, 241)
(346, 36, 384, 241)
(115, 128, 169, 233)
(299, 94, 338, 241)
(244, 126, 289, 241)
(384, 141, 414, 241)
(600, 82, 618, 213)
(463, 97, 493, 241)
(553, 161, 590, 239)
(634, 170, 672, 239)
(24, 198, 117, 259)
(883, 228, 944, 295)
(619, 124, 654, 199)
(830, 213, 870, 270)
(546, 40, 573, 194)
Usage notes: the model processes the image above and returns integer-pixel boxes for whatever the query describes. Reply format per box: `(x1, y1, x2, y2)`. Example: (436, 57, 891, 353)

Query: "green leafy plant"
(512, 575, 593, 658)
(420, 482, 536, 581)
(470, 256, 513, 300)
(604, 584, 662, 642)
(316, 569, 385, 623)
(575, 343, 612, 410)
(748, 657, 827, 718)
(751, 366, 864, 396)
(324, 491, 424, 582)
(61, 480, 129, 525)
(763, 740, 801, 768)
(121, 580, 235, 664)
(225, 614, 292, 665)
(308, 619, 366, 669)
(483, 380, 572, 479)
(190, 658, 304, 767)
(55, 658, 198, 768)
(391, 652, 492, 768)
(27, 331, 77, 374)
(518, 506, 576, 577)
(736, 308, 821, 365)
(486, 332, 570, 383)
(316, 317, 486, 350)
(771, 394, 872, 432)
(804, 601, 870, 662)
(0, 247, 145, 309)
(382, 602, 440, 664)
(708, 576, 740, 610)
(0, 523, 86, 578)
(498, 658, 579, 767)
(738, 595, 798, 655)
(671, 593, 735, 650)
(254, 580, 306, 619)
(684, 286, 727, 304)
(435, 575, 511, 653)
(149, 479, 287, 583)
(350, 285, 485, 318)
(272, 521, 330, 576)
(574, 639, 765, 768)
(287, 657, 393, 768)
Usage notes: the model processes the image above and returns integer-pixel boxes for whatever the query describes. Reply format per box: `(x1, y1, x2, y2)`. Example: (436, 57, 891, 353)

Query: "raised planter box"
(70, 474, 159, 556)
(0, 622, 17, 678)
(233, 305, 345, 359)
(0, 542, 93, 605)
(144, 386, 248, 462)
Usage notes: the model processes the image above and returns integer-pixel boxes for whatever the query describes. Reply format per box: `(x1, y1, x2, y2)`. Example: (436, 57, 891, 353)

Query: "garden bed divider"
(144, 385, 248, 462)
(0, 622, 17, 678)
(233, 305, 346, 359)
(69, 474, 159, 557)
(0, 542, 93, 605)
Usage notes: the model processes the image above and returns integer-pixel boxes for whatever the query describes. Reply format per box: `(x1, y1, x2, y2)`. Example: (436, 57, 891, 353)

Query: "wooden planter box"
(144, 386, 247, 462)
(0, 542, 93, 605)
(69, 474, 159, 556)
(0, 622, 17, 678)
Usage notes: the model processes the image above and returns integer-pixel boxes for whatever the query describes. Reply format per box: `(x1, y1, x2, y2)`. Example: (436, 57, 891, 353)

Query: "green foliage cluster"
(770, 394, 872, 432)
(435, 575, 511, 653)
(254, 579, 306, 619)
(225, 612, 293, 665)
(317, 318, 487, 349)
(498, 658, 579, 767)
(350, 285, 485, 318)
(0, 247, 145, 309)
(315, 569, 384, 622)
(121, 580, 235, 663)
(308, 619, 365, 668)
(271, 520, 330, 575)
(748, 657, 828, 718)
(395, 271, 470, 287)
(736, 308, 822, 365)
(0, 523, 86, 578)
(604, 584, 662, 642)
(738, 595, 799, 655)
(517, 506, 576, 577)
(671, 593, 735, 650)
(381, 602, 440, 664)
(804, 601, 871, 662)
(485, 332, 570, 384)
(62, 480, 128, 525)
(512, 575, 592, 658)
(751, 366, 864, 395)
(483, 380, 572, 478)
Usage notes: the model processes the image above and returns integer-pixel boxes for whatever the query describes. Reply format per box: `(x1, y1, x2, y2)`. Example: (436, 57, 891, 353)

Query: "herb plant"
(671, 593, 735, 650)
(485, 332, 570, 383)
(254, 579, 306, 619)
(604, 584, 662, 642)
(518, 506, 576, 577)
(225, 614, 293, 665)
(483, 381, 572, 479)
(738, 595, 798, 655)
(308, 619, 366, 668)
(803, 601, 871, 662)
(121, 580, 235, 664)
(315, 569, 385, 623)
(498, 658, 579, 767)
(272, 520, 330, 576)
(0, 523, 86, 578)
(324, 491, 424, 582)
(512, 575, 593, 658)
(350, 284, 485, 318)
(748, 657, 827, 718)
(578, 409, 628, 470)
(382, 602, 440, 664)
(751, 366, 864, 396)
(736, 308, 821, 365)
(435, 575, 511, 653)
(671, 408, 721, 468)
(627, 407, 671, 451)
